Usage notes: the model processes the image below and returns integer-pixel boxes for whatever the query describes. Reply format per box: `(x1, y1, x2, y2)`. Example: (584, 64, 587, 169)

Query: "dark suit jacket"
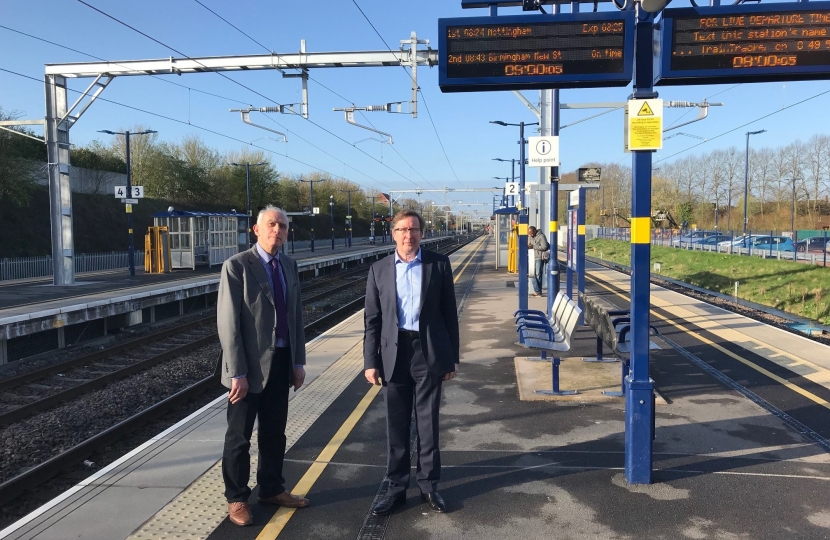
(217, 246, 306, 393)
(363, 248, 460, 380)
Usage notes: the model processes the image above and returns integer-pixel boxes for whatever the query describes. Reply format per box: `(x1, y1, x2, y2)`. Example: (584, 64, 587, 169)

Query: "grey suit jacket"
(363, 248, 460, 380)
(217, 246, 306, 393)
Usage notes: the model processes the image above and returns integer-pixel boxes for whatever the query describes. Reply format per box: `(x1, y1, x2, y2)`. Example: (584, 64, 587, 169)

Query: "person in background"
(528, 226, 550, 297)
(217, 205, 309, 527)
(363, 209, 460, 516)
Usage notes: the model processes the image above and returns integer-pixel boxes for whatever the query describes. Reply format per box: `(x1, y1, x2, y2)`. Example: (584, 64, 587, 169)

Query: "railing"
(597, 227, 829, 266)
(2, 231, 462, 281)
(0, 251, 146, 281)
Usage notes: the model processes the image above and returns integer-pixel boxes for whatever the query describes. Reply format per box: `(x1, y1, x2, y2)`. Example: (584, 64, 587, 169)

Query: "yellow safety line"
(257, 384, 382, 539)
(454, 237, 486, 284)
(588, 277, 830, 410)
(598, 271, 825, 372)
(258, 237, 485, 538)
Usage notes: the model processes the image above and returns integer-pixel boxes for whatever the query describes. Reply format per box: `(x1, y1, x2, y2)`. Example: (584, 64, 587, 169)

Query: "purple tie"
(269, 257, 289, 343)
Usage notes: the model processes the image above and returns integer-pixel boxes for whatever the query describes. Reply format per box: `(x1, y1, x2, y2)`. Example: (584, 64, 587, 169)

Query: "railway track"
(0, 236, 477, 507)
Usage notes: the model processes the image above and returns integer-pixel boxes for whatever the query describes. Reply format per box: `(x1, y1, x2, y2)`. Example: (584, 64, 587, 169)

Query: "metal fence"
(597, 228, 830, 266)
(0, 251, 146, 281)
(1, 230, 458, 281)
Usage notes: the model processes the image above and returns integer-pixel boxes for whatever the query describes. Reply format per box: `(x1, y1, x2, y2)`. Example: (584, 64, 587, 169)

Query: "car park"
(717, 234, 795, 252)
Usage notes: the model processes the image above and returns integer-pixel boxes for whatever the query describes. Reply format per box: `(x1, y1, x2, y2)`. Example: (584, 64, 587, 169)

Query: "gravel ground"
(0, 308, 217, 382)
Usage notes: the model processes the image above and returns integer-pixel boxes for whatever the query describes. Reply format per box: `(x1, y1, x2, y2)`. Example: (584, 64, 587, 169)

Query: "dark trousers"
(222, 348, 290, 502)
(385, 333, 443, 496)
(533, 258, 546, 294)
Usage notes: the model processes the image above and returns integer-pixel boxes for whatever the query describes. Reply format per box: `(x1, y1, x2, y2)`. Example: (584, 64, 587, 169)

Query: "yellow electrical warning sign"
(624, 98, 663, 153)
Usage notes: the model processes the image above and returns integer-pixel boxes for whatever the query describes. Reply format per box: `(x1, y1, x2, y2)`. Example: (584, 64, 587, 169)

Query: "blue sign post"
(566, 188, 586, 324)
(577, 188, 586, 325)
(626, 9, 657, 485)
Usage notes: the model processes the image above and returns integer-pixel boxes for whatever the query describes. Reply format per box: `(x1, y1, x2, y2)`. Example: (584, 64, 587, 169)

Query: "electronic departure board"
(438, 13, 635, 92)
(656, 2, 830, 85)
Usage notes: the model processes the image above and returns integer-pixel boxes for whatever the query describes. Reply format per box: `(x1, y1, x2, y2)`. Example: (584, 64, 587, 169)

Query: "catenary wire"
(0, 67, 390, 189)
(0, 25, 252, 107)
(350, 0, 464, 187)
(0, 25, 394, 188)
(75, 0, 418, 187)
(189, 0, 437, 190)
(655, 88, 830, 163)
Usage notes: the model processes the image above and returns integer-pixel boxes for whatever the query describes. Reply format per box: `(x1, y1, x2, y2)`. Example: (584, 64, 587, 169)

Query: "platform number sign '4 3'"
(114, 186, 144, 198)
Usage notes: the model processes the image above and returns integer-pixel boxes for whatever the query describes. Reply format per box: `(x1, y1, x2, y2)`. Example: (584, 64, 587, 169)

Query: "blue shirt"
(256, 243, 289, 348)
(394, 248, 422, 332)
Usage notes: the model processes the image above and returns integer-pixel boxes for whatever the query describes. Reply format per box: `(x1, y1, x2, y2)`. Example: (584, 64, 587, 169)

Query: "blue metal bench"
(580, 293, 661, 397)
(514, 293, 582, 396)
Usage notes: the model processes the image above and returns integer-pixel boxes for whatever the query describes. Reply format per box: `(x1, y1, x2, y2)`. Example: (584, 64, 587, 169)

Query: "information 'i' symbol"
(536, 140, 550, 155)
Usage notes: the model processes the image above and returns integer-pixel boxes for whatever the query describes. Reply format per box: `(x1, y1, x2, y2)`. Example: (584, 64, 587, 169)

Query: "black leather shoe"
(371, 493, 406, 516)
(420, 491, 446, 513)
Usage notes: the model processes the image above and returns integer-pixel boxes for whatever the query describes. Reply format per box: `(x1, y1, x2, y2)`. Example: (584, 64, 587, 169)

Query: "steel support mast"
(37, 39, 436, 285)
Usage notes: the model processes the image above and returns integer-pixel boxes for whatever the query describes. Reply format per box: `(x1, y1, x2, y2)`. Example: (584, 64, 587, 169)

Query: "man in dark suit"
(363, 209, 460, 515)
(217, 205, 309, 527)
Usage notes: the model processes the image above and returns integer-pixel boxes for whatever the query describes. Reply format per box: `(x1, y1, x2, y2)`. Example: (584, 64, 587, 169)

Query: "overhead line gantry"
(5, 35, 437, 285)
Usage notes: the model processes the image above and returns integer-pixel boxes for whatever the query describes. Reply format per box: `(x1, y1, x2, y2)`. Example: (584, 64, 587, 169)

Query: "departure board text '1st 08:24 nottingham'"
(438, 13, 635, 92)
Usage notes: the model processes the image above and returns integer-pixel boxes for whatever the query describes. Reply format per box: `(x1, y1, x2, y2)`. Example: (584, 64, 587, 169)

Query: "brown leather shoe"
(228, 502, 253, 526)
(258, 491, 310, 508)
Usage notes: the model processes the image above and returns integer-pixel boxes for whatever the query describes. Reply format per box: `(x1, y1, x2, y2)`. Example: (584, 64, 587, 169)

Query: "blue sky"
(2, 0, 829, 212)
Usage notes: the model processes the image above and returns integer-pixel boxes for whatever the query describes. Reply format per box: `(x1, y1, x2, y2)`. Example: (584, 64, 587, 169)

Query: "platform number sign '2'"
(505, 182, 520, 197)
(114, 186, 145, 198)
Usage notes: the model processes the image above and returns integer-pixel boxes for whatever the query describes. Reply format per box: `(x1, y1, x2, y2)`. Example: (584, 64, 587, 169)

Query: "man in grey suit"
(364, 209, 460, 515)
(218, 205, 309, 527)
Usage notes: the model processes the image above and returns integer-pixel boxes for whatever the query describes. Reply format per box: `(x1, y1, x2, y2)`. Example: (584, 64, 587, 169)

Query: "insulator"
(365, 104, 390, 112)
(261, 107, 282, 113)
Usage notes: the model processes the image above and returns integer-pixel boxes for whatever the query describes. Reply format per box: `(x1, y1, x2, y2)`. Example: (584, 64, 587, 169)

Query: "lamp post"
(98, 129, 157, 277)
(493, 158, 517, 205)
(491, 120, 538, 312)
(299, 176, 325, 252)
(230, 161, 266, 247)
(330, 195, 335, 250)
(341, 189, 357, 247)
(493, 177, 510, 207)
(743, 129, 766, 234)
(792, 177, 798, 233)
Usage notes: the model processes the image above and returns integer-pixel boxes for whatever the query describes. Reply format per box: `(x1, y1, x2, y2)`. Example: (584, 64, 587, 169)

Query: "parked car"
(717, 234, 758, 248)
(795, 236, 830, 253)
(689, 234, 731, 247)
(717, 235, 795, 252)
(751, 236, 795, 252)
(671, 230, 720, 246)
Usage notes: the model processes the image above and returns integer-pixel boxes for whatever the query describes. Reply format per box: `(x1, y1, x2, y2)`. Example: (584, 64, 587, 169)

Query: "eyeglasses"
(393, 227, 421, 234)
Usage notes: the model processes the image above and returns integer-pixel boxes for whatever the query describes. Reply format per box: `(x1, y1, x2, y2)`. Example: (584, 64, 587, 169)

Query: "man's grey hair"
(257, 204, 288, 224)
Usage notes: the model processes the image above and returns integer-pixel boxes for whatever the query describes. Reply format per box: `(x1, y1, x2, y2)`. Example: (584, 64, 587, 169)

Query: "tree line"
(0, 112, 459, 236)
(579, 134, 830, 231)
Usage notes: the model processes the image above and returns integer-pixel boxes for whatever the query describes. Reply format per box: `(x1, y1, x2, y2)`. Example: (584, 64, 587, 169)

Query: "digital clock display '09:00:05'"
(657, 3, 830, 85)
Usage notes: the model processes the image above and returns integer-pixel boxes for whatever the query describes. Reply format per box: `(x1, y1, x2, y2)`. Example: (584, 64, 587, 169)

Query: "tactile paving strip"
(128, 341, 366, 540)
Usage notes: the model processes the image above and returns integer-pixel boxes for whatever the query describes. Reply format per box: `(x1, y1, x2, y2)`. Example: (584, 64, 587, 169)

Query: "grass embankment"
(586, 238, 830, 326)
